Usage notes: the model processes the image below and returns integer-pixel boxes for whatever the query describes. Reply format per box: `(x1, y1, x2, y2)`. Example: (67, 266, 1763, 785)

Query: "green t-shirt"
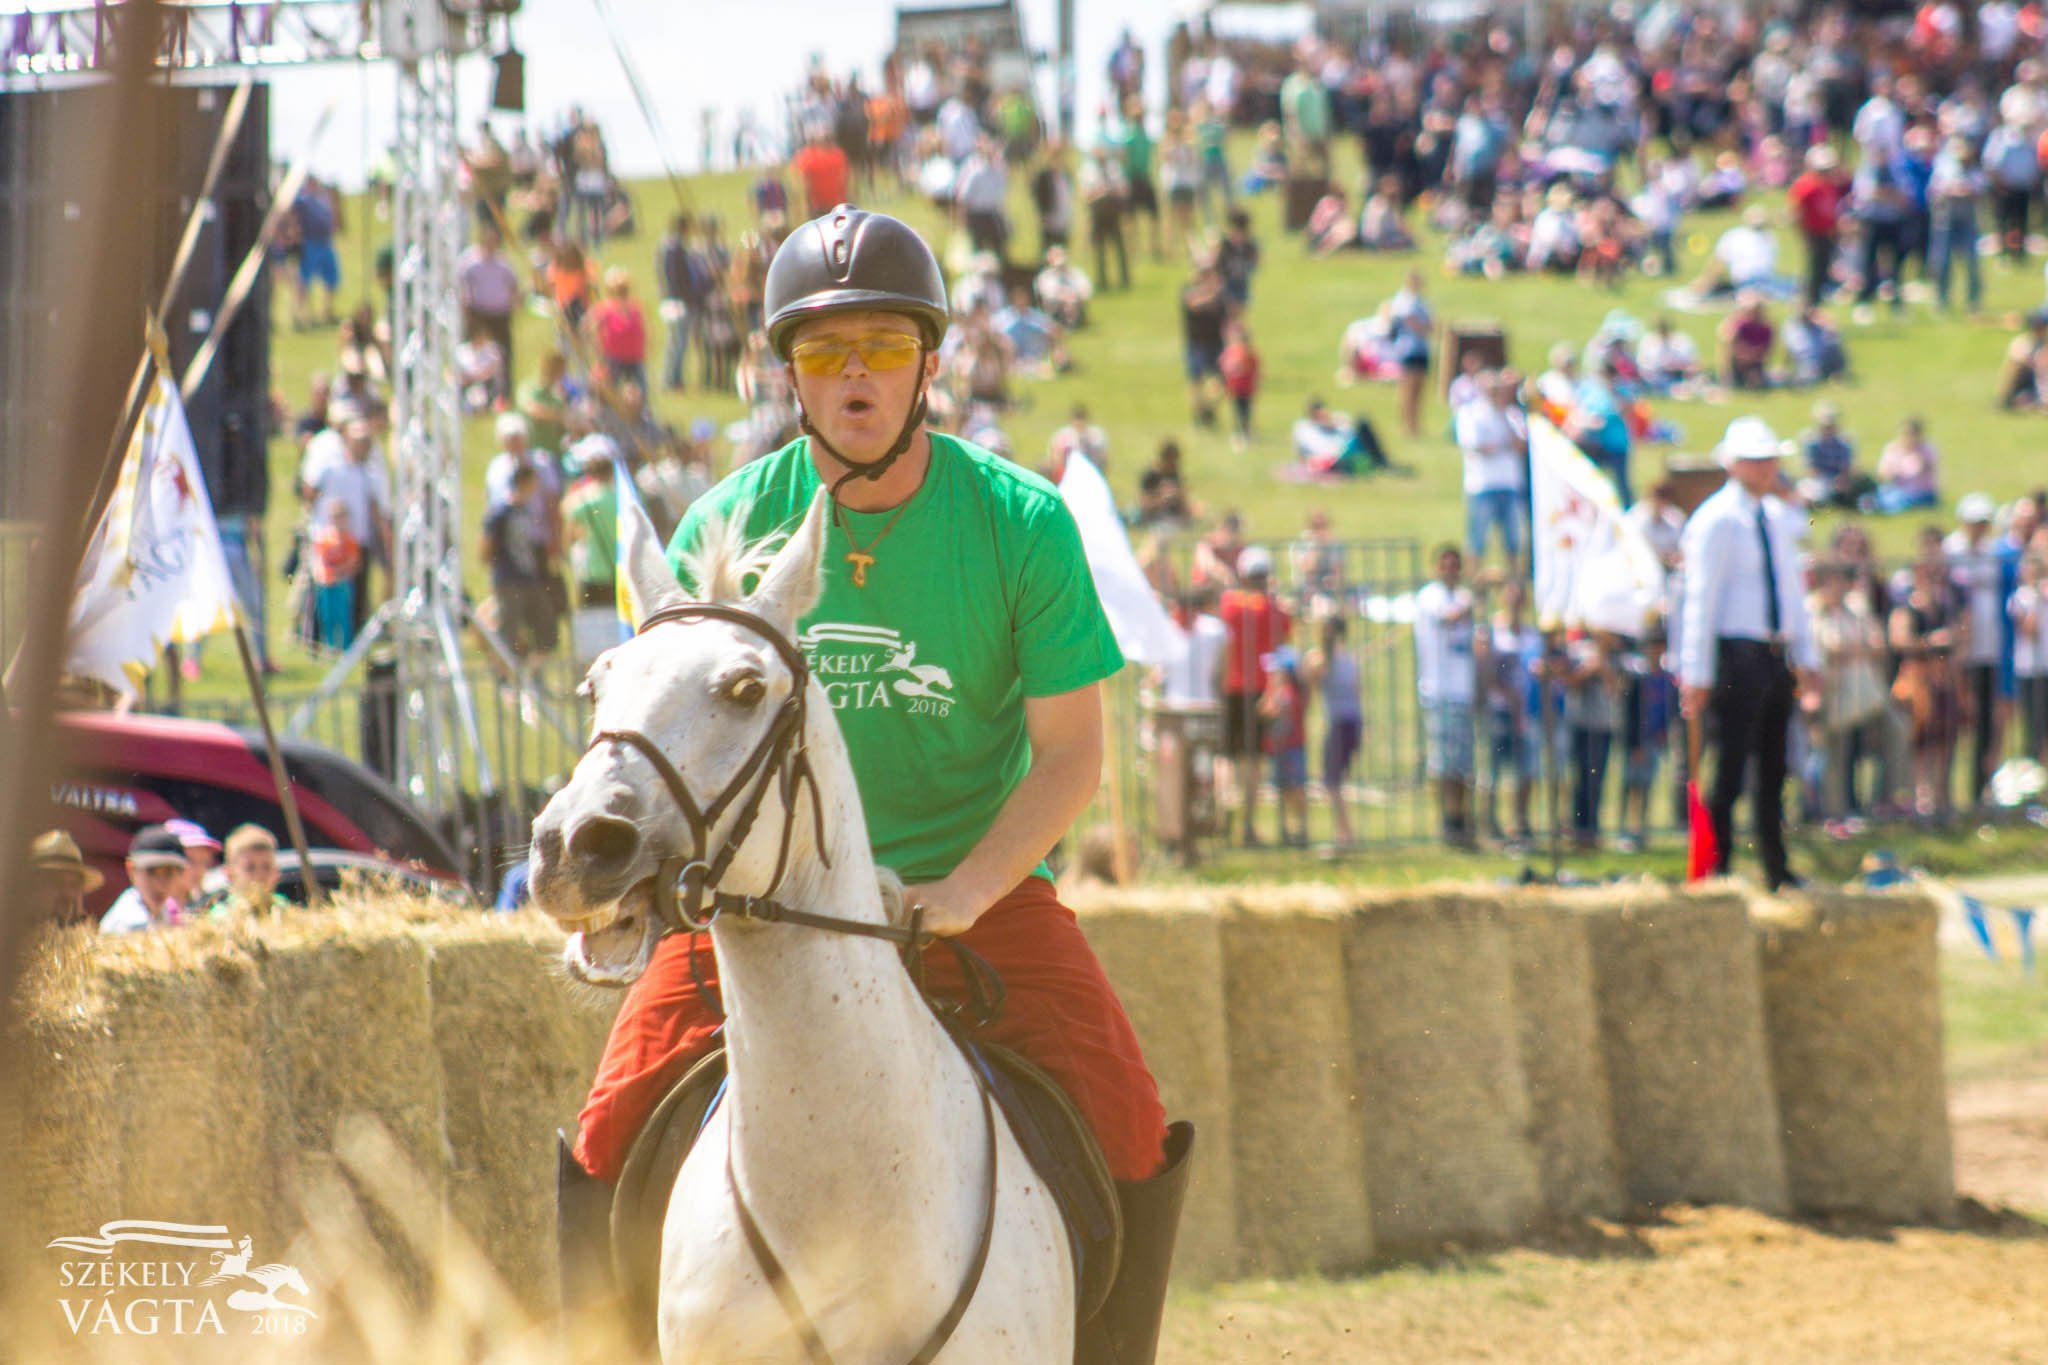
(1115, 120, 1155, 180)
(666, 433, 1124, 882)
(562, 477, 619, 588)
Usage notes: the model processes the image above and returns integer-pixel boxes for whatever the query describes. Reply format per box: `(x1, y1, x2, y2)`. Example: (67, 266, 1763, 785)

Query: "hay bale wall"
(1500, 898, 1626, 1220)
(1345, 892, 1545, 1252)
(1753, 891, 1955, 1220)
(4, 883, 1951, 1302)
(1219, 892, 1373, 1273)
(1073, 888, 1237, 1282)
(1580, 886, 1790, 1212)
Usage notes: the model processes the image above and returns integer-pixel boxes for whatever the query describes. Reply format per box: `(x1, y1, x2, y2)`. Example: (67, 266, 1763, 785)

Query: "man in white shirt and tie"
(1679, 417, 1823, 891)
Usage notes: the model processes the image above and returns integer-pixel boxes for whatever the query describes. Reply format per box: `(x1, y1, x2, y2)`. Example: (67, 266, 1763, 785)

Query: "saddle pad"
(976, 1041, 1123, 1324)
(610, 1047, 728, 1347)
(606, 1039, 1125, 1339)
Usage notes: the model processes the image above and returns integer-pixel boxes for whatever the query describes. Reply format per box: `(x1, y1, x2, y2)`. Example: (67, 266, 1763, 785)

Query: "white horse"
(528, 492, 1073, 1362)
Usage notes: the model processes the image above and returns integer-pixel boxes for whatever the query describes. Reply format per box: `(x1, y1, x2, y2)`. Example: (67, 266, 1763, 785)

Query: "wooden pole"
(231, 621, 324, 908)
(1102, 679, 1135, 884)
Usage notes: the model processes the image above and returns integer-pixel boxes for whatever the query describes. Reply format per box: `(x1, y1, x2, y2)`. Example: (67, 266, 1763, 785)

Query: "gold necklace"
(834, 500, 911, 587)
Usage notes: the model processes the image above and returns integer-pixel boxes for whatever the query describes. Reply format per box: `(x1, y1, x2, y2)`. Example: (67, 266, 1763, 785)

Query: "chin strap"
(796, 345, 932, 508)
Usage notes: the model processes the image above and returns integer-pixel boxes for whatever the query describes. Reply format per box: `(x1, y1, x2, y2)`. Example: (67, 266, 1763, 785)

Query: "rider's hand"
(901, 877, 991, 939)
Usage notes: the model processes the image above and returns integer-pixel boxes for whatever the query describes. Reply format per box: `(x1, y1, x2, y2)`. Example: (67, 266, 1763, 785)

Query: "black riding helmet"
(764, 204, 950, 358)
(764, 205, 949, 491)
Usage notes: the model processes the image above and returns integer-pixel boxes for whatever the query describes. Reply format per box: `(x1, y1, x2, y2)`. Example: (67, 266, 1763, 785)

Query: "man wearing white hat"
(1679, 417, 1821, 890)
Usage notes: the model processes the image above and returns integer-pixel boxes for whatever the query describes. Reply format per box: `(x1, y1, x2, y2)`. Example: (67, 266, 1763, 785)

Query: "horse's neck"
(710, 697, 974, 1205)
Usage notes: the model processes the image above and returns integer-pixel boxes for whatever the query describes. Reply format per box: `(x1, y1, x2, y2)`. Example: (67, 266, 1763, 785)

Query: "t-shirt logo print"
(800, 623, 958, 712)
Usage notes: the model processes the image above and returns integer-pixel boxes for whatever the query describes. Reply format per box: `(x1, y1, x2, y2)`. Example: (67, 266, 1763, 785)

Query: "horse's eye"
(728, 675, 766, 706)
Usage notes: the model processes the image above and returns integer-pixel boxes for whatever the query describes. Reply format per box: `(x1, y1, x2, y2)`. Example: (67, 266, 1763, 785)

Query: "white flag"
(1529, 415, 1662, 635)
(65, 366, 241, 698)
(1056, 452, 1186, 668)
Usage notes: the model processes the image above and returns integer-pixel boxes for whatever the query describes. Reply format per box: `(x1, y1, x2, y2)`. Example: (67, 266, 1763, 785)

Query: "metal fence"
(176, 651, 587, 894)
(37, 525, 1986, 881)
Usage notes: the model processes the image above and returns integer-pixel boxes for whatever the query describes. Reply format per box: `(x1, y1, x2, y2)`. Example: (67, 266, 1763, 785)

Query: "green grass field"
(246, 136, 2048, 698)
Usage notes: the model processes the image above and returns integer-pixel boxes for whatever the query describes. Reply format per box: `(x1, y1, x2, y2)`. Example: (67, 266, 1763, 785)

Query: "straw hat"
(32, 829, 104, 892)
(1713, 416, 1793, 467)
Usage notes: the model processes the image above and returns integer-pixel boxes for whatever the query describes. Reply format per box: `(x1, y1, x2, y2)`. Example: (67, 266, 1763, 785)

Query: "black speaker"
(0, 81, 272, 520)
(491, 49, 526, 113)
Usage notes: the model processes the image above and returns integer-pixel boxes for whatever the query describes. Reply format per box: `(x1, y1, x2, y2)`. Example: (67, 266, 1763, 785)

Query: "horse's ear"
(748, 489, 828, 635)
(620, 494, 686, 627)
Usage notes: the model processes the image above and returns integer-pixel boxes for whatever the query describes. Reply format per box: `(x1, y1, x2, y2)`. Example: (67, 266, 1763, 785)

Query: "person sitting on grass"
(1874, 415, 1942, 515)
(1306, 187, 1358, 255)
(1797, 401, 1872, 510)
(1782, 304, 1849, 386)
(1358, 176, 1416, 251)
(1695, 204, 1781, 297)
(1717, 291, 1777, 390)
(992, 284, 1070, 377)
(1998, 309, 2048, 410)
(1033, 245, 1092, 329)
(1239, 120, 1287, 194)
(1635, 315, 1708, 396)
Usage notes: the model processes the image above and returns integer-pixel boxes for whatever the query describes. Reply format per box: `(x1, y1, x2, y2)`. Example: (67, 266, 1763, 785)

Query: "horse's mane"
(672, 501, 786, 605)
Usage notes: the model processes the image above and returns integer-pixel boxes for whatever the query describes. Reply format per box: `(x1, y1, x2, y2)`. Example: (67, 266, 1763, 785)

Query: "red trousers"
(575, 876, 1168, 1183)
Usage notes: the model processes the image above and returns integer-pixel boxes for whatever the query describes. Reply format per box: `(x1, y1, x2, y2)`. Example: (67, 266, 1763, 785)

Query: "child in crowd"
(1306, 615, 1363, 850)
(1259, 645, 1310, 848)
(1565, 629, 1619, 850)
(308, 499, 362, 652)
(1240, 122, 1287, 195)
(1483, 579, 1541, 846)
(1617, 630, 1676, 851)
(1219, 319, 1261, 452)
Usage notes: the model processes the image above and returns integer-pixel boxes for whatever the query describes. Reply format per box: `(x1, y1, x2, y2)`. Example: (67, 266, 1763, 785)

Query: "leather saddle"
(609, 1039, 1124, 1346)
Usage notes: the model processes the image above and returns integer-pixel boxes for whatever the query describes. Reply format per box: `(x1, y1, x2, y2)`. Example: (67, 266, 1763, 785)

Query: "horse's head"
(529, 490, 828, 985)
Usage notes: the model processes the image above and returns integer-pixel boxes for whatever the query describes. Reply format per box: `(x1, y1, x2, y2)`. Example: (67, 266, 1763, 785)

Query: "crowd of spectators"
(30, 819, 289, 934)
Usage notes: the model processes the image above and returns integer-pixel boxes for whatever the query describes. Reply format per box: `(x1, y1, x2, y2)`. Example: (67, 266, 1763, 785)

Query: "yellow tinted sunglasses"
(788, 331, 924, 376)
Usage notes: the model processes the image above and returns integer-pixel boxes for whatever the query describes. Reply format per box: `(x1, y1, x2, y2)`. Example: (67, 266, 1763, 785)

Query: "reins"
(580, 598, 1005, 1362)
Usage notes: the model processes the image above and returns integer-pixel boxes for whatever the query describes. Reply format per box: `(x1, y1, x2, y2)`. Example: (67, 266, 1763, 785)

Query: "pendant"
(845, 549, 875, 587)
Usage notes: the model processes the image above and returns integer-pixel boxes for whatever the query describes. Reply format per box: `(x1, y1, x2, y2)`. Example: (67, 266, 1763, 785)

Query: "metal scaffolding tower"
(384, 12, 488, 815)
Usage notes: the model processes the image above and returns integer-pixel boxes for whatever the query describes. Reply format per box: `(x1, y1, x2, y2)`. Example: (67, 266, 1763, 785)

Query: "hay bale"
(102, 944, 282, 1238)
(257, 921, 448, 1280)
(424, 914, 620, 1309)
(1219, 888, 1372, 1275)
(1752, 890, 1954, 1220)
(2, 1006, 121, 1285)
(1579, 885, 1788, 1212)
(1500, 896, 1625, 1220)
(1344, 891, 1544, 1252)
(1073, 887, 1236, 1283)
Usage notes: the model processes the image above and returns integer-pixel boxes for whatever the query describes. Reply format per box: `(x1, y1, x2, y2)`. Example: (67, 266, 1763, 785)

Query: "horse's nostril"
(570, 816, 641, 869)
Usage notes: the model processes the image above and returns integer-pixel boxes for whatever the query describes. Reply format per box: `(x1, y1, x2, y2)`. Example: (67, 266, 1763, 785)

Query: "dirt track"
(1160, 1070, 2048, 1364)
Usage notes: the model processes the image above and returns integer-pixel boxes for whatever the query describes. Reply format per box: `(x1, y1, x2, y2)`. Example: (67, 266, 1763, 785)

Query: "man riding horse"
(561, 204, 1190, 1360)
